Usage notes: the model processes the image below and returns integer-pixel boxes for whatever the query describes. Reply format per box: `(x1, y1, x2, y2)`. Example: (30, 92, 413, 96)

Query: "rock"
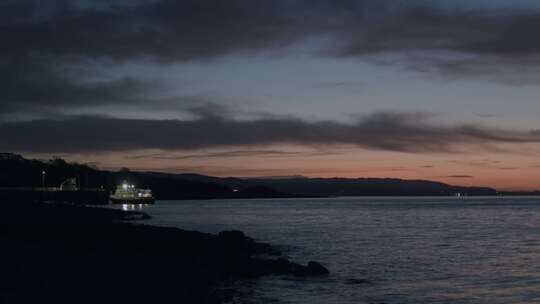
(292, 261, 329, 277)
(218, 230, 248, 241)
(306, 261, 330, 276)
(210, 288, 239, 303)
(218, 230, 281, 256)
(217, 230, 256, 258)
(218, 230, 251, 247)
(249, 258, 329, 277)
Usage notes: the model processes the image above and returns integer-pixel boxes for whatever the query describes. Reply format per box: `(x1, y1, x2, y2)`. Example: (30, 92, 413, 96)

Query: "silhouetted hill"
(173, 176, 497, 197)
(0, 153, 502, 199)
(0, 154, 293, 199)
(0, 154, 109, 188)
(234, 186, 291, 198)
(127, 171, 498, 197)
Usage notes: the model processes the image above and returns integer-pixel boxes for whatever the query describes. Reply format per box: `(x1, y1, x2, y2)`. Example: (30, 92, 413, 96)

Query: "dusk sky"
(3, 0, 540, 190)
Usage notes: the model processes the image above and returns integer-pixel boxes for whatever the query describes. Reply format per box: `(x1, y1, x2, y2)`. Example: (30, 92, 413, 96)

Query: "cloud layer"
(4, 0, 540, 117)
(3, 0, 540, 161)
(1, 111, 539, 154)
(5, 0, 540, 61)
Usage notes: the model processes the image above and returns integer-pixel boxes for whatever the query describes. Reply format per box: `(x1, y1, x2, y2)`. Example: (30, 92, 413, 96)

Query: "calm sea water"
(122, 197, 540, 303)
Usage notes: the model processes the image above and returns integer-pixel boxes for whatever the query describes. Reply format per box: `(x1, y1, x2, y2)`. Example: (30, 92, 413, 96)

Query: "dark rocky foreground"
(0, 201, 328, 304)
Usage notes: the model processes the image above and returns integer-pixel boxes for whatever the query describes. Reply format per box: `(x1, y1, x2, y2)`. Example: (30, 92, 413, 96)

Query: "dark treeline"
(147, 173, 498, 197)
(0, 155, 114, 189)
(0, 154, 290, 199)
(1, 153, 502, 199)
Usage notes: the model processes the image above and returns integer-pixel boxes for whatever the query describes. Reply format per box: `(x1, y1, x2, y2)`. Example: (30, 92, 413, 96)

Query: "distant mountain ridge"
(152, 172, 497, 197)
(0, 153, 501, 199)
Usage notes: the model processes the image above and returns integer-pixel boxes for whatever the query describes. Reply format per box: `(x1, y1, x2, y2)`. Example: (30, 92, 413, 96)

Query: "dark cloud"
(0, 0, 307, 61)
(4, 1, 540, 66)
(0, 0, 304, 115)
(315, 81, 365, 90)
(3, 0, 539, 62)
(446, 159, 510, 170)
(0, 54, 162, 116)
(337, 6, 540, 57)
(1, 111, 540, 154)
(3, 0, 540, 118)
(474, 113, 500, 118)
(128, 150, 306, 160)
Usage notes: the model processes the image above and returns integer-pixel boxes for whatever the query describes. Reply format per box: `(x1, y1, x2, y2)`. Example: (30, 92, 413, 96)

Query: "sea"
(120, 197, 540, 303)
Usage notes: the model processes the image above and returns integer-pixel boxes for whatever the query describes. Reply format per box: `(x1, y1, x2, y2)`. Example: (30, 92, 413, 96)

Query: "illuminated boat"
(110, 181, 155, 204)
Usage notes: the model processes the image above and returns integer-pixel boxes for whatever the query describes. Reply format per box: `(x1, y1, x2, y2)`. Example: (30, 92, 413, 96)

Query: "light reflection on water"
(120, 204, 145, 211)
(131, 197, 540, 303)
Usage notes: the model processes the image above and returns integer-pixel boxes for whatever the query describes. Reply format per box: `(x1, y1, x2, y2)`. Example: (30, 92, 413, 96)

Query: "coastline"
(0, 201, 328, 303)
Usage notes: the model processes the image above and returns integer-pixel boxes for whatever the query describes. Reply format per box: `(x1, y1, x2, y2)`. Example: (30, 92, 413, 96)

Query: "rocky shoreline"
(0, 201, 328, 303)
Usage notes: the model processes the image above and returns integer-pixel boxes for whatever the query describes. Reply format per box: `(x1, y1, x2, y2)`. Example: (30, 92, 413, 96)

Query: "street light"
(40, 170, 46, 203)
